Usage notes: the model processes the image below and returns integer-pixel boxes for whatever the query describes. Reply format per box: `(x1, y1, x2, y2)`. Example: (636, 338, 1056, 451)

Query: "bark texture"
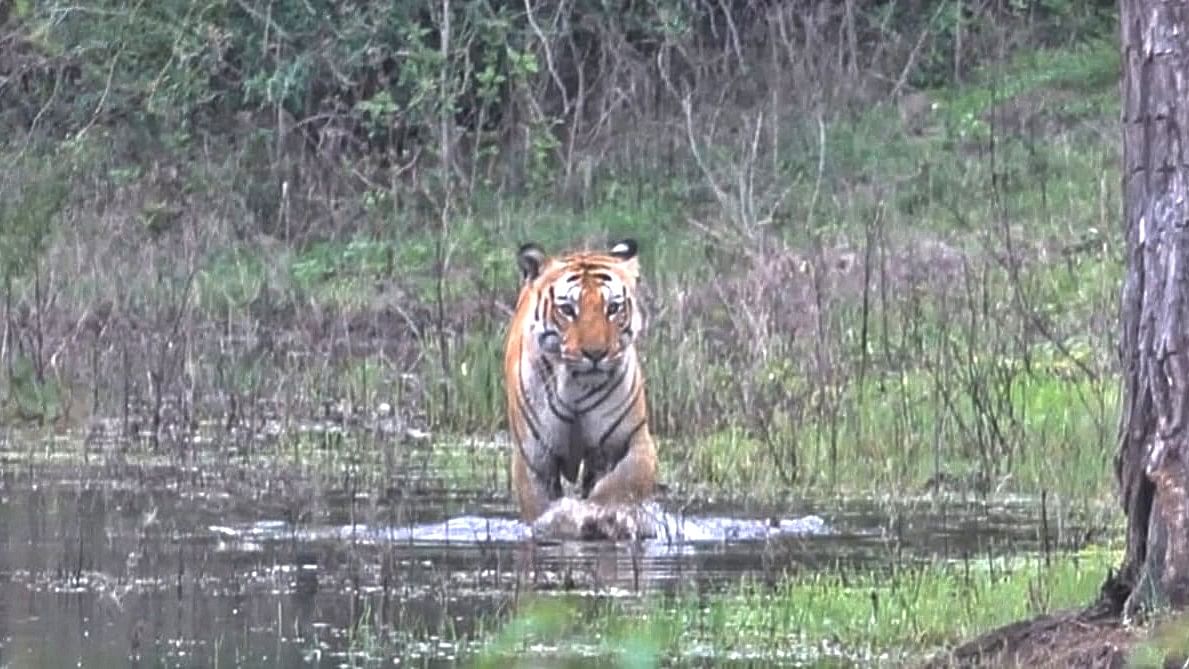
(1115, 0, 1189, 616)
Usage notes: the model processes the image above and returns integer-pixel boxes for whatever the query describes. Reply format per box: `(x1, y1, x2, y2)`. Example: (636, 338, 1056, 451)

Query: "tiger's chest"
(527, 366, 636, 476)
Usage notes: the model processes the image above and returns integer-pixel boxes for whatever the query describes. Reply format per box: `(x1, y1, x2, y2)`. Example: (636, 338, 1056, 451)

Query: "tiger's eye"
(606, 301, 622, 316)
(558, 303, 577, 318)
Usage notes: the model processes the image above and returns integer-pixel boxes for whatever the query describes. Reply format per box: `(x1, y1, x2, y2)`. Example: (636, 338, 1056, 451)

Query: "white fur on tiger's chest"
(522, 353, 638, 463)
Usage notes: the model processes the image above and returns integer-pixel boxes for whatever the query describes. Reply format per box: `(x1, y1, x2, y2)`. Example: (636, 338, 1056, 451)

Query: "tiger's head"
(515, 239, 642, 378)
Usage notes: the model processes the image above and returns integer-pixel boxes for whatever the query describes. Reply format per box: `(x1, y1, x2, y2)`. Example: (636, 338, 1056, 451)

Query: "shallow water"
(219, 502, 831, 550)
(0, 445, 1105, 668)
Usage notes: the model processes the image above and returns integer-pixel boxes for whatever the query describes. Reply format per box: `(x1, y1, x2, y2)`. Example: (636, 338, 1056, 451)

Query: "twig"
(805, 115, 826, 232)
(891, 2, 948, 99)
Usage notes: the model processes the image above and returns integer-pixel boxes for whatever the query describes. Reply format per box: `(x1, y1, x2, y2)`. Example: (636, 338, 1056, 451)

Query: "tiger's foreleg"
(585, 430, 657, 508)
(572, 432, 658, 540)
(511, 444, 561, 523)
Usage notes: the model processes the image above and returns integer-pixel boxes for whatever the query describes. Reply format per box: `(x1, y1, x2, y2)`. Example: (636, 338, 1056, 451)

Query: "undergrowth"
(0, 14, 1122, 508)
(470, 544, 1122, 667)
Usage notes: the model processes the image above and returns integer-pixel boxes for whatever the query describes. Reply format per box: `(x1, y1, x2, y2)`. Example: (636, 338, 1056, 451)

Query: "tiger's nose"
(583, 348, 608, 363)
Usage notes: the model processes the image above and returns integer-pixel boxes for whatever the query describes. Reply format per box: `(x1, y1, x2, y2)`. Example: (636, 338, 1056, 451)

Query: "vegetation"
(0, 1, 1122, 502)
(473, 545, 1122, 666)
(0, 0, 1135, 665)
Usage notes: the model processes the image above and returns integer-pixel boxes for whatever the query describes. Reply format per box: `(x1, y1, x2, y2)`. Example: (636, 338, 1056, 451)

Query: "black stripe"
(534, 360, 574, 423)
(617, 418, 647, 455)
(517, 340, 547, 440)
(578, 262, 615, 273)
(573, 371, 615, 406)
(516, 391, 543, 442)
(578, 362, 632, 412)
(598, 373, 641, 447)
(519, 330, 573, 424)
(516, 440, 551, 480)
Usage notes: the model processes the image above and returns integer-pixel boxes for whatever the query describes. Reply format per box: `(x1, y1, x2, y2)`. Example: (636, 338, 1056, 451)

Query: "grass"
(938, 37, 1119, 139)
(662, 369, 1116, 504)
(0, 7, 1147, 669)
(1130, 615, 1189, 667)
(28, 50, 1121, 499)
(471, 544, 1122, 667)
(0, 23, 1133, 669)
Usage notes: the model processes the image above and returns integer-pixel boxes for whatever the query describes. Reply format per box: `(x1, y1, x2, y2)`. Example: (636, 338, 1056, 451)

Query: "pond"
(0, 437, 1105, 668)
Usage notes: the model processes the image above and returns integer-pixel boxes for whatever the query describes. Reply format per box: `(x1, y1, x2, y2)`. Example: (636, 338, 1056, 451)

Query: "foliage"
(472, 545, 1121, 666)
(1130, 615, 1189, 667)
(0, 3, 1138, 667)
(0, 155, 68, 280)
(1, 1, 1117, 202)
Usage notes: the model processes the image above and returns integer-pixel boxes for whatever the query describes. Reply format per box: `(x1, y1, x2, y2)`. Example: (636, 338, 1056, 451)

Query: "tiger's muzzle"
(563, 345, 623, 378)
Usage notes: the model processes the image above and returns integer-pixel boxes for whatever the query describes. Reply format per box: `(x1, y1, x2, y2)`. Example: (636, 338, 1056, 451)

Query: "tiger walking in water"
(503, 239, 658, 539)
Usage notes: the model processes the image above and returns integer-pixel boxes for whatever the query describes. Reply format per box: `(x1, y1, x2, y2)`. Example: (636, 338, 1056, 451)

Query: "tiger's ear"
(609, 238, 639, 280)
(517, 243, 547, 282)
(609, 239, 638, 261)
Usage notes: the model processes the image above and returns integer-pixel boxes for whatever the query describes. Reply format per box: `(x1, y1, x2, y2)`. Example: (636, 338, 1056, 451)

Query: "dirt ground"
(921, 577, 1150, 669)
(924, 609, 1141, 668)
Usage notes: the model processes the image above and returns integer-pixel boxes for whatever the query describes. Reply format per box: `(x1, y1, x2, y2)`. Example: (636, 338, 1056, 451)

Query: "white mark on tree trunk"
(1148, 438, 1168, 476)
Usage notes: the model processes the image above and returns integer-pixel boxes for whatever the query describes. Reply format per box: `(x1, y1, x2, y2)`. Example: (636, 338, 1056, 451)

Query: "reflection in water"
(0, 457, 1098, 667)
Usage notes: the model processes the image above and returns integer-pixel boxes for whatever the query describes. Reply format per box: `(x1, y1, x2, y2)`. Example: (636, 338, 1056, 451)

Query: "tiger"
(503, 238, 658, 539)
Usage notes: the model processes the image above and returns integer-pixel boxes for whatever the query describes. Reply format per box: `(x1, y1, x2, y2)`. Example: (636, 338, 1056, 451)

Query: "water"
(0, 445, 1104, 668)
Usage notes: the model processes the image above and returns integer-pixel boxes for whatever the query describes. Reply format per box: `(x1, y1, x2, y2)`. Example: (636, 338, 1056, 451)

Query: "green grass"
(660, 368, 1116, 504)
(939, 37, 1119, 135)
(192, 190, 705, 314)
(4, 15, 1128, 618)
(473, 544, 1122, 667)
(0, 15, 1140, 669)
(1130, 615, 1189, 667)
(180, 31, 1123, 509)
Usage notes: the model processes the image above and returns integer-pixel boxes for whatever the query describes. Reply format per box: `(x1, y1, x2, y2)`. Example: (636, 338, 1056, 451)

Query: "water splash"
(210, 502, 831, 555)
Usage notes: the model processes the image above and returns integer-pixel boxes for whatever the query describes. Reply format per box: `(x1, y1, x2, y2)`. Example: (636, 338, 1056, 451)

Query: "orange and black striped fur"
(504, 239, 657, 525)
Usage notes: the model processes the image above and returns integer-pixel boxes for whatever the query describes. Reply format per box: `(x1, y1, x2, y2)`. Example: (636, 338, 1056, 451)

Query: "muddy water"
(0, 446, 1102, 668)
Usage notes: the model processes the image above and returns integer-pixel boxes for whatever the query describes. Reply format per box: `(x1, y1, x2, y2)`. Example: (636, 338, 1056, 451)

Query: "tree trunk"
(1114, 0, 1189, 617)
